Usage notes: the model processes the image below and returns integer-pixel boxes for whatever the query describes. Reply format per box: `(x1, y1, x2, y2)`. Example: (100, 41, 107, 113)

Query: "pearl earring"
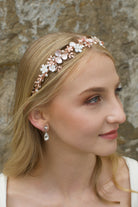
(44, 126, 49, 141)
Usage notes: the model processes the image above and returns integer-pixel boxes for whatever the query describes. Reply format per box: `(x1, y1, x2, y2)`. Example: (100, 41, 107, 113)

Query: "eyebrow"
(79, 78, 121, 96)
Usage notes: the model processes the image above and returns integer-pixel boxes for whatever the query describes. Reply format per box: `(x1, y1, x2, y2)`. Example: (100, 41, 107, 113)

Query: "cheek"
(50, 106, 84, 132)
(49, 103, 103, 137)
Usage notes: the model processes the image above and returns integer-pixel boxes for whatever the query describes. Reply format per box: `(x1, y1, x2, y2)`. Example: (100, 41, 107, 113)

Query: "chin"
(98, 142, 117, 157)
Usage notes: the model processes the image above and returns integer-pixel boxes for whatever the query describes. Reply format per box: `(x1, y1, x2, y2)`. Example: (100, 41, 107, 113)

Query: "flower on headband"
(49, 64, 57, 72)
(61, 52, 68, 60)
(84, 38, 93, 47)
(40, 64, 49, 74)
(69, 42, 84, 53)
(99, 41, 104, 47)
(55, 50, 68, 63)
(55, 57, 62, 64)
(93, 36, 100, 44)
(55, 50, 63, 64)
(74, 44, 84, 52)
(69, 42, 76, 47)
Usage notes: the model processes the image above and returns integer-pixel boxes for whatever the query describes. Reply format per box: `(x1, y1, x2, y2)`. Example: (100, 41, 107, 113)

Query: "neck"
(33, 139, 112, 198)
(37, 140, 98, 195)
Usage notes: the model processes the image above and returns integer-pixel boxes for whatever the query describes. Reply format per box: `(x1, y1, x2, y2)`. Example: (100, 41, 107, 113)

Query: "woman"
(0, 33, 138, 206)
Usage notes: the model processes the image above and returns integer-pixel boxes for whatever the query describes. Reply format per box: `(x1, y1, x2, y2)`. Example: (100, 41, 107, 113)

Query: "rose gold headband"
(31, 36, 104, 95)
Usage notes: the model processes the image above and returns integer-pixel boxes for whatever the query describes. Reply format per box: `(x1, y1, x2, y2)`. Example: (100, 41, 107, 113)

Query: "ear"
(28, 109, 48, 132)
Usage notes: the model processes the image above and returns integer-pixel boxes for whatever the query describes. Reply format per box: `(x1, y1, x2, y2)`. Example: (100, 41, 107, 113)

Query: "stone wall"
(0, 0, 138, 170)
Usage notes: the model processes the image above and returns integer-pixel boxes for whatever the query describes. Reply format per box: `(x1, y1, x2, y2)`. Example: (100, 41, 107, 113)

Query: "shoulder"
(0, 173, 7, 206)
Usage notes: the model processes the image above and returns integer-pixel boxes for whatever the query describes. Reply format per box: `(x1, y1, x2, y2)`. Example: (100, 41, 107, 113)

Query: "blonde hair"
(3, 32, 134, 203)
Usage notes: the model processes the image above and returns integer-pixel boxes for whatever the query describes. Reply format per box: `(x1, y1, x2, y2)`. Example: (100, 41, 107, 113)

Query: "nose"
(106, 98, 126, 124)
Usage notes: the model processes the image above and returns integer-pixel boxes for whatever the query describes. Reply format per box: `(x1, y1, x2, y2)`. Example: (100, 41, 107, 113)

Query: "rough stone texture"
(0, 0, 138, 170)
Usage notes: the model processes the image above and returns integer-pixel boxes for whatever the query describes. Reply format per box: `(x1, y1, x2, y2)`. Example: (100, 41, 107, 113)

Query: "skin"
(7, 51, 131, 207)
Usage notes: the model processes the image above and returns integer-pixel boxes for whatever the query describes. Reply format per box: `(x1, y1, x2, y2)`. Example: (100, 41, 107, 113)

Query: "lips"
(99, 129, 118, 140)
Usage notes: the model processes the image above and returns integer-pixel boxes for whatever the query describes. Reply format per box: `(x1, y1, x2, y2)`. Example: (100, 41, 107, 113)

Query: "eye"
(115, 83, 123, 95)
(86, 95, 102, 105)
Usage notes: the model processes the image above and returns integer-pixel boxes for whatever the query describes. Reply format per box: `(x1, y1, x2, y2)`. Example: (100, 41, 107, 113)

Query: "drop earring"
(44, 126, 49, 141)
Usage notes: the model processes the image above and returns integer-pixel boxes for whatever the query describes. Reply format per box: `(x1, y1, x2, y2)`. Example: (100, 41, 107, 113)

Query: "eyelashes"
(86, 96, 102, 105)
(115, 84, 122, 94)
(85, 86, 123, 105)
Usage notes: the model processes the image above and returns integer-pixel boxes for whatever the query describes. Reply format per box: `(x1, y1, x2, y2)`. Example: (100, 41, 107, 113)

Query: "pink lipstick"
(99, 129, 118, 140)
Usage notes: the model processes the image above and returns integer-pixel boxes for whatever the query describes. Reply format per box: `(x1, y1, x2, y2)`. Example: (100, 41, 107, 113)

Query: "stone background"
(0, 0, 138, 171)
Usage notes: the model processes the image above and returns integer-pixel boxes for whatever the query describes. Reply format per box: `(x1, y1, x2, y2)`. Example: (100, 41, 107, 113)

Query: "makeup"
(99, 129, 118, 140)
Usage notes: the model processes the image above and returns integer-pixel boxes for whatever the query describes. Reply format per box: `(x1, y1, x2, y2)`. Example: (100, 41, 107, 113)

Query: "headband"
(31, 36, 104, 95)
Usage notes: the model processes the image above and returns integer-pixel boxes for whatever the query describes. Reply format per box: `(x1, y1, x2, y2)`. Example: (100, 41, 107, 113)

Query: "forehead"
(58, 51, 119, 95)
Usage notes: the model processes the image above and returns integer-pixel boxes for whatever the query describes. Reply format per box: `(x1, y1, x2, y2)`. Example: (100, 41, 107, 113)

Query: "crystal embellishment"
(44, 132, 49, 141)
(44, 126, 49, 141)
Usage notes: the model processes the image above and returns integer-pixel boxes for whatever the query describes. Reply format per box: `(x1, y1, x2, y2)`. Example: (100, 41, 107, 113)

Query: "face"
(45, 51, 126, 156)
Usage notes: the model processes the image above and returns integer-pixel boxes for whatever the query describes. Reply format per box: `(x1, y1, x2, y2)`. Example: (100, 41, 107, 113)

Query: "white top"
(0, 157, 138, 207)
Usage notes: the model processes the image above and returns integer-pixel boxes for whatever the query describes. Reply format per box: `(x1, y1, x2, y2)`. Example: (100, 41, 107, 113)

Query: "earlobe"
(28, 109, 47, 132)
